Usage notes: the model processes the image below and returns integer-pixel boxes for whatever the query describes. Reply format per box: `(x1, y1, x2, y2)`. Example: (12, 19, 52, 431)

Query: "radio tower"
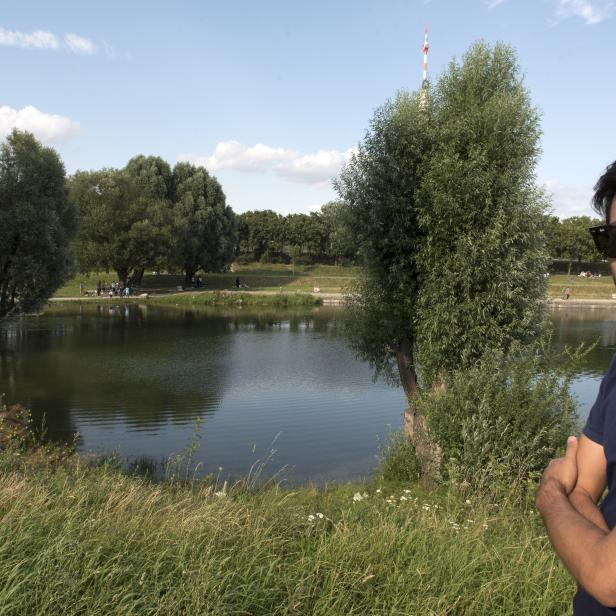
(422, 26, 429, 89)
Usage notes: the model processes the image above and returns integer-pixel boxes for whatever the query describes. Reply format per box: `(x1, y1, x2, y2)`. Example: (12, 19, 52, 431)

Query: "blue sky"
(1, 0, 615, 218)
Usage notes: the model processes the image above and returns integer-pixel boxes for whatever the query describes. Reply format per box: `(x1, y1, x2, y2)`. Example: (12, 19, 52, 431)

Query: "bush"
(291, 255, 312, 266)
(234, 253, 254, 265)
(416, 342, 581, 492)
(260, 250, 290, 264)
(378, 431, 419, 484)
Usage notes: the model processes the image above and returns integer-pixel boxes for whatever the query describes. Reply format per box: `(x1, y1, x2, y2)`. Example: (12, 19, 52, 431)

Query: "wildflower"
(482, 523, 488, 530)
(464, 499, 471, 506)
(400, 496, 408, 501)
(353, 492, 368, 502)
(316, 512, 324, 519)
(376, 488, 382, 494)
(404, 489, 411, 494)
(308, 514, 315, 522)
(214, 491, 226, 498)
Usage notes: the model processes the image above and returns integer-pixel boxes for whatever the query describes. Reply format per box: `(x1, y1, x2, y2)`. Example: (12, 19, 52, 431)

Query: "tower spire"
(422, 26, 429, 88)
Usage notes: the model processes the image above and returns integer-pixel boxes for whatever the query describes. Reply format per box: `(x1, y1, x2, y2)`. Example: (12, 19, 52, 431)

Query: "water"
(1, 303, 615, 484)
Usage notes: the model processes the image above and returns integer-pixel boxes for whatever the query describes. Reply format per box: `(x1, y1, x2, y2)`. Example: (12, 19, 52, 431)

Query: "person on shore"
(235, 276, 240, 289)
(79, 282, 84, 296)
(537, 161, 616, 613)
(96, 281, 102, 296)
(564, 286, 571, 300)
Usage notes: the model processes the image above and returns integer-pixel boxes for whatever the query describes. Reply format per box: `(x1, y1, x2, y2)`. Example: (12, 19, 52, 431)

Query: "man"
(537, 160, 616, 613)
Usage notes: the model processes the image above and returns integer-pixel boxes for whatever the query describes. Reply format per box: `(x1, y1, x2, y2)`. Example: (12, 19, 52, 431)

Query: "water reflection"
(3, 303, 613, 482)
(0, 303, 404, 483)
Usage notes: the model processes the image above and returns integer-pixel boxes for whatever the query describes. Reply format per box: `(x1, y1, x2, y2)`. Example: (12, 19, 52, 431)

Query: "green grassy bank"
(0, 449, 572, 616)
(55, 267, 616, 302)
(55, 264, 358, 298)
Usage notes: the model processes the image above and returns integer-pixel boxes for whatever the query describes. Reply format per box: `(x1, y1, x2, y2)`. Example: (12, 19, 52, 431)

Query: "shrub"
(417, 342, 581, 492)
(260, 250, 290, 264)
(234, 253, 254, 265)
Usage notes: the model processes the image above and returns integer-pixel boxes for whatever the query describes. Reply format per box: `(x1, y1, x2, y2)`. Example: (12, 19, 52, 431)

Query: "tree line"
(0, 131, 237, 317)
(236, 203, 357, 265)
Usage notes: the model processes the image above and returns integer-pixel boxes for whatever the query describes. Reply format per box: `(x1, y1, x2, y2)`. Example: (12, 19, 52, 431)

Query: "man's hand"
(537, 437, 579, 509)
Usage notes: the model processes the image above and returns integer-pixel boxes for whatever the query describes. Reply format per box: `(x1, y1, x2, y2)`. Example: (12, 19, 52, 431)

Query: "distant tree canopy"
(544, 215, 603, 263)
(235, 202, 358, 265)
(336, 41, 550, 479)
(72, 157, 236, 285)
(0, 130, 75, 318)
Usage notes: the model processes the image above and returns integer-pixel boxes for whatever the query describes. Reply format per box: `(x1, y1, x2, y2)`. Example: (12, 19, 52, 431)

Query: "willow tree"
(337, 42, 549, 480)
(0, 130, 74, 318)
(170, 162, 236, 285)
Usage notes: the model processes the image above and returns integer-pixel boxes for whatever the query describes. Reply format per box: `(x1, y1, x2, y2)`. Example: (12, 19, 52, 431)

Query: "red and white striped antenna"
(422, 26, 429, 88)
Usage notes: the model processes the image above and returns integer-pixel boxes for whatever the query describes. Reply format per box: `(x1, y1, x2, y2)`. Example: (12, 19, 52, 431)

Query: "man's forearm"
(538, 480, 614, 605)
(569, 490, 609, 532)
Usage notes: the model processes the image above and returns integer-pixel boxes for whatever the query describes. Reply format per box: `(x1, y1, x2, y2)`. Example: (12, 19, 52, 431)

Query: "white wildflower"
(316, 512, 324, 519)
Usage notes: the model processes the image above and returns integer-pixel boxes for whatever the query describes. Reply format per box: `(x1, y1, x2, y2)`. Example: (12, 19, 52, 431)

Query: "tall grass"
(0, 448, 572, 616)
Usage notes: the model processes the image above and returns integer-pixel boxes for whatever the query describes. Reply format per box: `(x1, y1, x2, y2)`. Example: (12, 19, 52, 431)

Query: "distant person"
(564, 286, 571, 300)
(96, 281, 102, 296)
(79, 282, 84, 296)
(235, 277, 240, 289)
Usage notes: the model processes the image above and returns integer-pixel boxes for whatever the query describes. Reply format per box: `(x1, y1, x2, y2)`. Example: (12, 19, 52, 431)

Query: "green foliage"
(170, 162, 237, 282)
(71, 157, 237, 285)
(236, 204, 358, 265)
(71, 168, 172, 284)
(237, 210, 285, 260)
(0, 130, 75, 317)
(338, 41, 550, 387)
(420, 342, 580, 490)
(546, 215, 603, 262)
(378, 430, 419, 484)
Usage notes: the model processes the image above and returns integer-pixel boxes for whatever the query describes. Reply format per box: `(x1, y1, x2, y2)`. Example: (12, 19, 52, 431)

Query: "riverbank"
(53, 269, 616, 304)
(0, 450, 571, 615)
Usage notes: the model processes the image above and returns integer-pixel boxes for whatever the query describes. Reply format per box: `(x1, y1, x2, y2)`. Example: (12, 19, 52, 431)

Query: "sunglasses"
(589, 224, 616, 258)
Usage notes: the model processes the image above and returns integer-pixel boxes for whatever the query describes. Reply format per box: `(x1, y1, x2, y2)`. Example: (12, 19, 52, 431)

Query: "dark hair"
(593, 160, 616, 223)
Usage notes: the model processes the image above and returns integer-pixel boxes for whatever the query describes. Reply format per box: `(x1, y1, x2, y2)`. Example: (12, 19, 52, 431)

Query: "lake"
(0, 303, 614, 484)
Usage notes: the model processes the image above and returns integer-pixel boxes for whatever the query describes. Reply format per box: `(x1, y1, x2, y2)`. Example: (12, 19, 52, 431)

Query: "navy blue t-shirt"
(574, 354, 616, 614)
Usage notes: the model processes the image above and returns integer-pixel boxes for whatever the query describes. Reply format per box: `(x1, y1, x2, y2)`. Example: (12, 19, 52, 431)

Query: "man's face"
(609, 196, 616, 285)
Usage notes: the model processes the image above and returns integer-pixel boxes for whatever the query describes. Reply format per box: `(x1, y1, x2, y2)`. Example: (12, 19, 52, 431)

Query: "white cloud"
(484, 0, 506, 8)
(64, 33, 96, 54)
(543, 179, 597, 218)
(275, 148, 355, 186)
(551, 0, 615, 24)
(0, 26, 107, 55)
(179, 141, 355, 186)
(0, 27, 59, 50)
(0, 105, 80, 143)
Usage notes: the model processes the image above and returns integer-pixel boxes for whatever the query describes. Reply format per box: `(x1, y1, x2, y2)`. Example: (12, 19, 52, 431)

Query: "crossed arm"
(537, 434, 615, 605)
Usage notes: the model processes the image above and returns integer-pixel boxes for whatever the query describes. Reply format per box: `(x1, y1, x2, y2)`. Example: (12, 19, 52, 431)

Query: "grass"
(548, 274, 615, 300)
(56, 266, 616, 303)
(0, 448, 573, 616)
(55, 263, 359, 298)
(150, 291, 323, 308)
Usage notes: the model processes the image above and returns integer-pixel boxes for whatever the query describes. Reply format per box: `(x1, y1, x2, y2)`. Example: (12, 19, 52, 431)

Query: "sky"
(1, 0, 615, 218)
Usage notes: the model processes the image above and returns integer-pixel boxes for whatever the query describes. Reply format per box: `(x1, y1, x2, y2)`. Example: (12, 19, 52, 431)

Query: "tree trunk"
(116, 269, 128, 287)
(184, 268, 196, 288)
(131, 268, 145, 286)
(396, 339, 441, 486)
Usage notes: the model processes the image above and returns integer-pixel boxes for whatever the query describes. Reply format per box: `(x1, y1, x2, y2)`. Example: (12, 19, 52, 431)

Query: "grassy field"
(55, 264, 359, 298)
(56, 266, 616, 303)
(548, 274, 615, 300)
(0, 449, 572, 616)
